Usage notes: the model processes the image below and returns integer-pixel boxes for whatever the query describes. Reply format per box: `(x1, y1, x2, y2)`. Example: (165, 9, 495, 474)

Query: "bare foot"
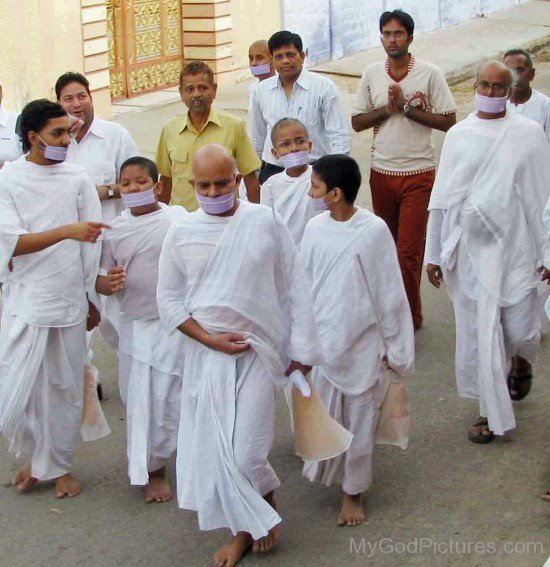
(12, 466, 38, 493)
(55, 473, 82, 498)
(145, 468, 172, 503)
(337, 493, 365, 526)
(252, 491, 281, 554)
(214, 532, 253, 567)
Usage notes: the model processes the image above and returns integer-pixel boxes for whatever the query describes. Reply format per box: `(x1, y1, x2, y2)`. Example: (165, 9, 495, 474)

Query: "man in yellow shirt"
(156, 61, 261, 210)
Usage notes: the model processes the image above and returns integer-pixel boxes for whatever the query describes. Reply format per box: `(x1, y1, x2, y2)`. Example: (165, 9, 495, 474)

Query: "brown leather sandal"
(507, 368, 532, 401)
(467, 417, 495, 444)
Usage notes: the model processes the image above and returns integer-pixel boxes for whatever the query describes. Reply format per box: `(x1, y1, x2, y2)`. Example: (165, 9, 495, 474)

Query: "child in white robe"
(96, 157, 187, 503)
(0, 99, 104, 498)
(301, 155, 414, 526)
(260, 118, 321, 247)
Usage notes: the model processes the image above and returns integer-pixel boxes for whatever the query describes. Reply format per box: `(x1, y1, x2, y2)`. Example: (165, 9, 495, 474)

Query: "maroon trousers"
(369, 168, 435, 330)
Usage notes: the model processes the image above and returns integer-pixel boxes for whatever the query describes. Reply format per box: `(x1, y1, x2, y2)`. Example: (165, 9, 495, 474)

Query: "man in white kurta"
(260, 118, 321, 247)
(0, 99, 103, 497)
(157, 144, 322, 566)
(426, 62, 550, 442)
(504, 49, 550, 141)
(56, 71, 139, 396)
(96, 157, 187, 502)
(300, 155, 414, 526)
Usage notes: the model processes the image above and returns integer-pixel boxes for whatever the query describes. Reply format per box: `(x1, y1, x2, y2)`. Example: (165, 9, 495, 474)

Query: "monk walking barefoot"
(12, 467, 38, 493)
(214, 532, 253, 567)
(0, 100, 104, 503)
(301, 155, 413, 532)
(253, 491, 281, 553)
(145, 467, 172, 503)
(157, 144, 320, 567)
(337, 493, 366, 527)
(55, 473, 82, 498)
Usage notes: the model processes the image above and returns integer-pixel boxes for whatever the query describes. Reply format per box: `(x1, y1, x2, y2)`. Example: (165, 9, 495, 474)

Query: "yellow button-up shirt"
(155, 109, 261, 211)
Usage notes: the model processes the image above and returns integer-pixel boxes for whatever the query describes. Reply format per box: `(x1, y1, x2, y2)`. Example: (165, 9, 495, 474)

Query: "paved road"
(1, 55, 550, 567)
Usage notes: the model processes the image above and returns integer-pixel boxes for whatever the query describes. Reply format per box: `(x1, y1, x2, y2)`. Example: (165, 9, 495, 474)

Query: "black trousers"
(259, 162, 285, 185)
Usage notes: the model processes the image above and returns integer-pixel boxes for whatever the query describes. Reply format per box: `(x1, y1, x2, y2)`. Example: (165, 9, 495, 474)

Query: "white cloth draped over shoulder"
(301, 209, 414, 396)
(0, 158, 102, 470)
(102, 204, 187, 485)
(301, 208, 414, 493)
(157, 201, 322, 539)
(427, 112, 550, 435)
(259, 166, 320, 247)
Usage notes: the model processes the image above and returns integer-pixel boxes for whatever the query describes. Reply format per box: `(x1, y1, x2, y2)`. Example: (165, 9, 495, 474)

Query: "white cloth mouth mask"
(475, 92, 508, 114)
(37, 135, 68, 162)
(121, 187, 157, 207)
(251, 64, 271, 77)
(279, 150, 310, 169)
(196, 189, 235, 215)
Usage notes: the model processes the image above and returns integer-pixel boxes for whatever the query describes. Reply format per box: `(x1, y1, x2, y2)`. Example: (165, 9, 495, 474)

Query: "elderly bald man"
(425, 61, 550, 443)
(157, 143, 322, 566)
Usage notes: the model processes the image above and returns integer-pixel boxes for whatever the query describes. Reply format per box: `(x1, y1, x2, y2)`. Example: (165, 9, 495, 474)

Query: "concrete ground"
(2, 9, 550, 567)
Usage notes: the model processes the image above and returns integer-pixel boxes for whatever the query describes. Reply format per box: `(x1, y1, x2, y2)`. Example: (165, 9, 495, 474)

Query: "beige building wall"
(230, 0, 282, 81)
(0, 0, 281, 115)
(182, 0, 282, 85)
(0, 0, 111, 117)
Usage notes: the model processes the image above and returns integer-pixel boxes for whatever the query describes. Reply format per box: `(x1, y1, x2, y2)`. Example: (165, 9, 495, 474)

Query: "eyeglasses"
(476, 81, 508, 94)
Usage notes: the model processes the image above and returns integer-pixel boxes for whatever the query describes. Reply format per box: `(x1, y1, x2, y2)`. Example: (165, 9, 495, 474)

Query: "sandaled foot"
(541, 490, 550, 503)
(55, 473, 82, 498)
(145, 468, 172, 503)
(252, 491, 281, 554)
(214, 532, 253, 567)
(337, 493, 365, 526)
(507, 368, 532, 401)
(468, 417, 495, 444)
(12, 467, 38, 493)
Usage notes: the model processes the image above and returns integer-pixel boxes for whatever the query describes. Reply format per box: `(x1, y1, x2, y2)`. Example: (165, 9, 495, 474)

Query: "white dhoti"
(449, 267, 539, 434)
(177, 341, 281, 540)
(118, 354, 180, 483)
(303, 368, 379, 495)
(0, 316, 86, 481)
(118, 317, 183, 485)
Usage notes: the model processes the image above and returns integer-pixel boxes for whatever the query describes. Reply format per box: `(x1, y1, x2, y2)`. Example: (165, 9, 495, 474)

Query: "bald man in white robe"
(157, 143, 322, 567)
(426, 62, 550, 443)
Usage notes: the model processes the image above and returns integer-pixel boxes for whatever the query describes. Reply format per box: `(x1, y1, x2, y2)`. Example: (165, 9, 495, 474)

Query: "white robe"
(426, 112, 550, 435)
(260, 165, 320, 247)
(157, 201, 322, 539)
(507, 89, 550, 142)
(300, 209, 414, 493)
(100, 204, 187, 484)
(0, 157, 101, 479)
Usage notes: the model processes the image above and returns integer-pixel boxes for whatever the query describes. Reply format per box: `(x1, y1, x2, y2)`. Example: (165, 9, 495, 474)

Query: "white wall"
(282, 0, 528, 65)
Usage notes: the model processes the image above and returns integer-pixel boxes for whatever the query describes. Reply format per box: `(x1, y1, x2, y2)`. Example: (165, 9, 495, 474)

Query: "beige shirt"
(354, 56, 456, 175)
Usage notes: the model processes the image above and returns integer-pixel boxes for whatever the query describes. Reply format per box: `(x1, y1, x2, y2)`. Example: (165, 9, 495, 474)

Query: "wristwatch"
(107, 185, 116, 199)
(403, 103, 411, 114)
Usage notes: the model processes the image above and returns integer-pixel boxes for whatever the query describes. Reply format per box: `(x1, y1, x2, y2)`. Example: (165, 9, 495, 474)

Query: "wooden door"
(107, 0, 183, 100)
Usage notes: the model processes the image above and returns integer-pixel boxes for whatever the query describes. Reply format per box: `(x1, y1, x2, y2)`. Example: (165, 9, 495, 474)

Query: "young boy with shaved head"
(157, 143, 321, 566)
(260, 118, 321, 246)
